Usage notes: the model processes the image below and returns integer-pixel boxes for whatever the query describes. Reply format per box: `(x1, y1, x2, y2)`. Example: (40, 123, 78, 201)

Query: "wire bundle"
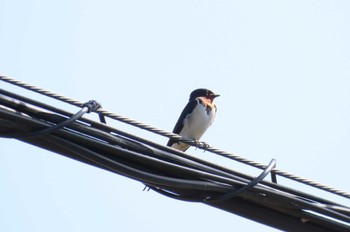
(1, 75, 350, 231)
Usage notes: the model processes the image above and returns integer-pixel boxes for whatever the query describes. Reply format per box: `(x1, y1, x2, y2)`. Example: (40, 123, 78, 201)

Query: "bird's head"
(189, 88, 220, 102)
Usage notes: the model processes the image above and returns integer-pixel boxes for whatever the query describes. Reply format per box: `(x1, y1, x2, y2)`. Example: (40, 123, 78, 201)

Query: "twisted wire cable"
(1, 75, 349, 199)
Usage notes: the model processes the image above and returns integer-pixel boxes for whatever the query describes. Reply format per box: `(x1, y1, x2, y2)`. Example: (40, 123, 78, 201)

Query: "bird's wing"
(167, 99, 198, 147)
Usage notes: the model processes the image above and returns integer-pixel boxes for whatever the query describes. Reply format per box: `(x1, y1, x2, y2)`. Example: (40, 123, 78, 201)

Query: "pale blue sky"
(1, 1, 350, 231)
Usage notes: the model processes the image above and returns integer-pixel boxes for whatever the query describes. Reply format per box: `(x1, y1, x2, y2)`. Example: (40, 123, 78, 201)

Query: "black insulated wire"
(16, 100, 101, 138)
(43, 134, 232, 192)
(204, 159, 276, 202)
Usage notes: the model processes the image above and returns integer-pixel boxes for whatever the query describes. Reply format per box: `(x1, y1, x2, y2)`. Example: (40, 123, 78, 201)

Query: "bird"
(167, 88, 220, 151)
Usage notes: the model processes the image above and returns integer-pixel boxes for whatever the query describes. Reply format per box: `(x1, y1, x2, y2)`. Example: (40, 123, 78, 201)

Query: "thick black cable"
(41, 134, 231, 192)
(49, 128, 350, 222)
(0, 100, 350, 226)
(30, 117, 248, 189)
(10, 108, 349, 222)
(147, 186, 207, 202)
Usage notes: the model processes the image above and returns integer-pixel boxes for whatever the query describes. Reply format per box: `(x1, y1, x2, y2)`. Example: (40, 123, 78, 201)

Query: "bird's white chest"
(180, 103, 216, 140)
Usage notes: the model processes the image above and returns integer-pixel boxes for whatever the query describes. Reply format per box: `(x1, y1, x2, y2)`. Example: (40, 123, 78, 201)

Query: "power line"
(1, 75, 350, 231)
(1, 75, 349, 199)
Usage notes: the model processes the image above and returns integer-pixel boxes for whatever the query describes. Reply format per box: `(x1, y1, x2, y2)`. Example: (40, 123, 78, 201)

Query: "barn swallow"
(167, 88, 220, 151)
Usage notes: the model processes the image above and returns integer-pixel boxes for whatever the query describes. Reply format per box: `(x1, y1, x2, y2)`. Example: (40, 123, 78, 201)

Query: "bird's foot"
(143, 185, 151, 191)
(194, 140, 209, 150)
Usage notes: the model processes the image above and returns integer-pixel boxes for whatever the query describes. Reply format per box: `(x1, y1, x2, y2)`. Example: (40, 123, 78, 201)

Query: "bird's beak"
(212, 93, 220, 98)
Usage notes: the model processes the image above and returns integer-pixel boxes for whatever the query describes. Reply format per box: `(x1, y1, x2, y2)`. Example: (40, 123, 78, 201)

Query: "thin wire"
(0, 76, 180, 138)
(1, 75, 350, 199)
